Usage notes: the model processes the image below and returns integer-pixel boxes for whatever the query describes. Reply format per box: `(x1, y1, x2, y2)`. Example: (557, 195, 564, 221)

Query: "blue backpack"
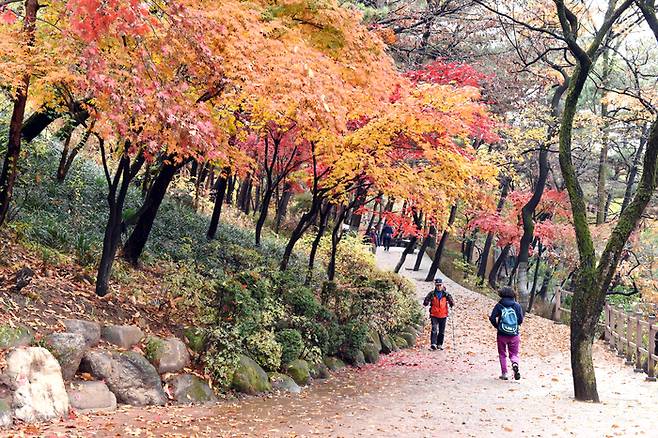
(499, 306, 518, 335)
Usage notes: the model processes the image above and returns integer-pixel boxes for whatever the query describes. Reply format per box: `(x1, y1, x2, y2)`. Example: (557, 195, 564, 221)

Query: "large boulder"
(403, 325, 419, 336)
(362, 343, 380, 364)
(145, 337, 190, 374)
(167, 374, 217, 404)
(399, 332, 417, 347)
(309, 363, 330, 380)
(268, 373, 301, 394)
(4, 347, 69, 423)
(367, 329, 382, 352)
(62, 319, 101, 348)
(45, 333, 87, 381)
(323, 356, 345, 371)
(183, 328, 205, 354)
(350, 350, 366, 367)
(80, 350, 166, 406)
(393, 334, 409, 349)
(100, 325, 143, 349)
(231, 355, 270, 395)
(67, 381, 116, 412)
(285, 359, 310, 386)
(0, 325, 33, 350)
(379, 333, 398, 354)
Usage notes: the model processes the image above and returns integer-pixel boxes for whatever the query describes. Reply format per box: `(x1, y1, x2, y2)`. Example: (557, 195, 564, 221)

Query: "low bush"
(276, 328, 304, 364)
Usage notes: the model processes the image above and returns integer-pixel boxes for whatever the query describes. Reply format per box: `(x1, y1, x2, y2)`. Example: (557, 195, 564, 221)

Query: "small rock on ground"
(67, 381, 117, 412)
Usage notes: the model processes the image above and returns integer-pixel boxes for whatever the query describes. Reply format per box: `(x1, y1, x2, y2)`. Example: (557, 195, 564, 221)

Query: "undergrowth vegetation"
(8, 142, 422, 388)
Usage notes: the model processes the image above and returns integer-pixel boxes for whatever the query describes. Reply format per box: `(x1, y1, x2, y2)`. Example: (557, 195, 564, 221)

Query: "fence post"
(647, 316, 656, 382)
(604, 304, 610, 343)
(625, 311, 633, 365)
(553, 288, 562, 322)
(617, 307, 626, 357)
(609, 309, 616, 351)
(635, 311, 643, 373)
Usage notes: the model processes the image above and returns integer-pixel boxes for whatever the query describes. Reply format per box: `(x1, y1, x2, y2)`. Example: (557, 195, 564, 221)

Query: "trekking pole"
(450, 308, 456, 350)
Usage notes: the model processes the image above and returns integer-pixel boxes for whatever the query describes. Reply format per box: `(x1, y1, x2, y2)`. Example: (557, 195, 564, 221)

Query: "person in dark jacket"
(381, 223, 394, 251)
(423, 278, 455, 350)
(489, 286, 524, 380)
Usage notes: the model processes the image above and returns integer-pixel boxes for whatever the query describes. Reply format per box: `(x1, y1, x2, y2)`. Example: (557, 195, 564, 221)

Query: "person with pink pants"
(489, 287, 524, 380)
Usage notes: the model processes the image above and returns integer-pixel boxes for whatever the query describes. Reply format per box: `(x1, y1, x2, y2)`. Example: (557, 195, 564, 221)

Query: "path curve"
(10, 248, 658, 437)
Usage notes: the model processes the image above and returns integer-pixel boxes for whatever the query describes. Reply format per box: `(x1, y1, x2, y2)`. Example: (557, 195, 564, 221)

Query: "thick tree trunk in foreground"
(0, 0, 38, 228)
(425, 205, 457, 281)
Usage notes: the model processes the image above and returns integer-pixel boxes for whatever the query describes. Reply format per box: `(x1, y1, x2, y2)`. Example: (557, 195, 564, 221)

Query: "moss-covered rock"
(323, 356, 345, 371)
(285, 359, 310, 386)
(379, 333, 397, 354)
(183, 327, 205, 353)
(367, 329, 382, 352)
(346, 350, 365, 367)
(362, 343, 380, 364)
(168, 374, 217, 404)
(400, 331, 417, 347)
(144, 336, 190, 374)
(231, 355, 271, 395)
(0, 325, 33, 350)
(309, 362, 330, 379)
(268, 372, 301, 393)
(393, 335, 409, 349)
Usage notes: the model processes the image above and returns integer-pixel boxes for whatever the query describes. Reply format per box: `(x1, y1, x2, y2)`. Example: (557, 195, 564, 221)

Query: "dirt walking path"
(7, 249, 658, 437)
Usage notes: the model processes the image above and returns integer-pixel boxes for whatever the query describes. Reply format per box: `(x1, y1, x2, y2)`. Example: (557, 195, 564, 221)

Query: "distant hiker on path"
(489, 287, 524, 380)
(381, 223, 394, 251)
(423, 278, 454, 350)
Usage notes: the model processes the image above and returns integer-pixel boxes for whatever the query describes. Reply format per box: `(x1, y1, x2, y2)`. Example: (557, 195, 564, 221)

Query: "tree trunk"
(207, 168, 229, 240)
(477, 177, 510, 282)
(413, 225, 436, 271)
(96, 151, 145, 296)
(255, 184, 274, 246)
(275, 182, 292, 233)
(425, 205, 457, 281)
(621, 128, 647, 213)
(56, 126, 92, 182)
(526, 242, 544, 312)
(226, 175, 236, 205)
(328, 206, 347, 281)
(280, 194, 323, 271)
(595, 50, 612, 225)
(0, 0, 38, 228)
(394, 211, 422, 273)
(488, 244, 510, 289)
(307, 202, 332, 284)
(122, 159, 183, 265)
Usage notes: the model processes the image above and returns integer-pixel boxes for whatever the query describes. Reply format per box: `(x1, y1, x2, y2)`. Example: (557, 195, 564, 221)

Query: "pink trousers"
(497, 334, 520, 374)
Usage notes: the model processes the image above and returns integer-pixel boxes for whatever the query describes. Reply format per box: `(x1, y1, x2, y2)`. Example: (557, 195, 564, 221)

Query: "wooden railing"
(553, 289, 657, 380)
(552, 288, 572, 322)
(604, 305, 658, 381)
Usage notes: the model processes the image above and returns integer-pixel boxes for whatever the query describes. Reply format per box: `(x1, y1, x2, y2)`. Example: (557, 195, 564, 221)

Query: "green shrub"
(276, 328, 303, 364)
(204, 324, 242, 388)
(325, 321, 345, 356)
(339, 320, 368, 363)
(283, 286, 320, 318)
(245, 330, 282, 371)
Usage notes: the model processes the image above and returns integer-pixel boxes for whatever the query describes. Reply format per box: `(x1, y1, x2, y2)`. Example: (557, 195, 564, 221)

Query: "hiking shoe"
(437, 345, 444, 350)
(512, 363, 521, 380)
(499, 374, 508, 380)
(430, 344, 437, 351)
